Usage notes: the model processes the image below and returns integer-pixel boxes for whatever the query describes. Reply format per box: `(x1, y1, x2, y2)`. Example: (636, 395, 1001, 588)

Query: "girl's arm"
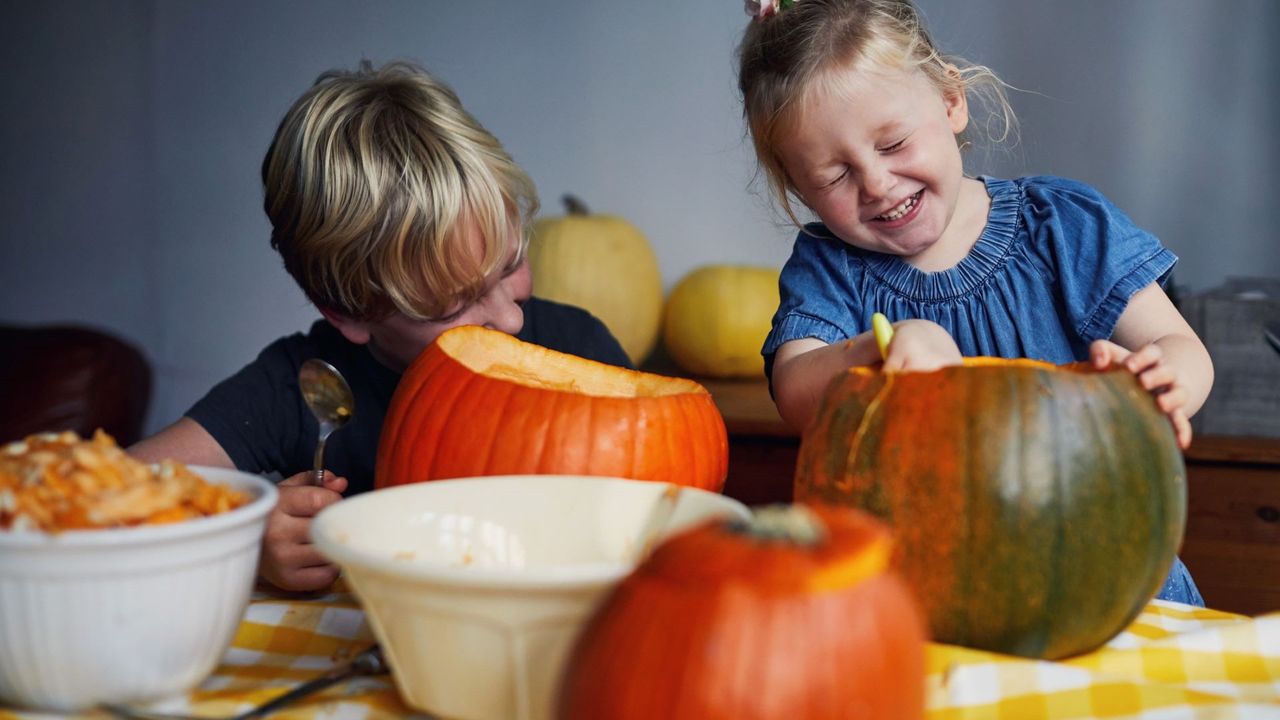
(771, 319, 963, 432)
(1090, 282, 1215, 449)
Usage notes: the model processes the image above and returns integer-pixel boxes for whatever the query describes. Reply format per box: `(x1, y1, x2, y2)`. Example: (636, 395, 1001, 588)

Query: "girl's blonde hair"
(263, 60, 538, 321)
(737, 0, 1016, 225)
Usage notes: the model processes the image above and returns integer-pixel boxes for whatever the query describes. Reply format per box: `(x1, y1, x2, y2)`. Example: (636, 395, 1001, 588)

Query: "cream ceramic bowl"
(0, 466, 277, 712)
(311, 475, 750, 720)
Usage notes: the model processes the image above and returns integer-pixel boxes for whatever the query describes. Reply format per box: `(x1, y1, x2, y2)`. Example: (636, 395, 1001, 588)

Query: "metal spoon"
(299, 358, 355, 486)
(102, 644, 389, 720)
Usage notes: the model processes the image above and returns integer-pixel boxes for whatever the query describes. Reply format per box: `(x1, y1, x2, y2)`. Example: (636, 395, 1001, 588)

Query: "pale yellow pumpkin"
(528, 196, 663, 366)
(663, 265, 781, 378)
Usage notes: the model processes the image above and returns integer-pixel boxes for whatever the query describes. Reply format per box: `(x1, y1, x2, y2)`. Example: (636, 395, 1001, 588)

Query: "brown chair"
(0, 324, 152, 446)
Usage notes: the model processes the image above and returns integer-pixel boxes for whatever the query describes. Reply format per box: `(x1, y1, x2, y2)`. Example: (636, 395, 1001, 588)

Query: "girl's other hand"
(882, 319, 964, 372)
(1090, 339, 1192, 449)
(258, 470, 348, 592)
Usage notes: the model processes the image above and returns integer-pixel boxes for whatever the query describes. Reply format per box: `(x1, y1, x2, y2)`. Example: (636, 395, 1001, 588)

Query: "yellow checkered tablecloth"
(4, 589, 1279, 719)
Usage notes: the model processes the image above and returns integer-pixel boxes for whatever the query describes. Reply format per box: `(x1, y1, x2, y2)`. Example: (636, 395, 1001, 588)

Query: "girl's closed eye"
(878, 138, 907, 153)
(821, 168, 849, 190)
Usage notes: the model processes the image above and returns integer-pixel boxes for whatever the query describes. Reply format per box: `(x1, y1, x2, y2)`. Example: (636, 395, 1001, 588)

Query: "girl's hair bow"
(744, 0, 794, 20)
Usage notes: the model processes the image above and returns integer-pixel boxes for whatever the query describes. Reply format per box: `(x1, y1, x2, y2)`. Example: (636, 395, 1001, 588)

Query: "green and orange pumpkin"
(794, 358, 1186, 659)
(559, 503, 926, 719)
(375, 325, 728, 492)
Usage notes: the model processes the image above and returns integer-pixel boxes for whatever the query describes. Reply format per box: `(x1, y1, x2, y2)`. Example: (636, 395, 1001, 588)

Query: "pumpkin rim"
(431, 325, 709, 399)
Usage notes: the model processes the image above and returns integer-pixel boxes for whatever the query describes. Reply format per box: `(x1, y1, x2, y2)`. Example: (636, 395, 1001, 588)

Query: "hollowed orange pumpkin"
(375, 325, 728, 491)
(559, 504, 926, 720)
(794, 358, 1186, 660)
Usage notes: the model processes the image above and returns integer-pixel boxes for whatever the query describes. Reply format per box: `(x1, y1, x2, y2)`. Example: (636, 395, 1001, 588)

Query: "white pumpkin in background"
(528, 196, 663, 366)
(663, 265, 781, 379)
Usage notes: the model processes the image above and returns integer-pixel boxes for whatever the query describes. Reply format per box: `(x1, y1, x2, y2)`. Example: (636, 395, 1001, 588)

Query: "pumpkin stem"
(727, 504, 827, 546)
(562, 194, 590, 216)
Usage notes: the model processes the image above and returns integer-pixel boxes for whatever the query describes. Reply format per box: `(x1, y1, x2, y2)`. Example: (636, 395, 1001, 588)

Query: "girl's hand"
(1090, 339, 1193, 449)
(882, 319, 964, 372)
(258, 470, 348, 592)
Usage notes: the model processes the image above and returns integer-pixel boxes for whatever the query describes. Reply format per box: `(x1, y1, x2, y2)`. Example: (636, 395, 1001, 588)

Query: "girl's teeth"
(878, 193, 918, 221)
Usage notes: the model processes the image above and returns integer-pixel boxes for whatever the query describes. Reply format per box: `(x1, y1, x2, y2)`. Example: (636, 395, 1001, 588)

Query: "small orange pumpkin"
(558, 504, 927, 720)
(375, 325, 728, 491)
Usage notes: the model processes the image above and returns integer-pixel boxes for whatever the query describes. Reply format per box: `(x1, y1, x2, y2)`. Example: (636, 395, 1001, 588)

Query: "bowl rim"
(0, 465, 278, 548)
(311, 475, 750, 590)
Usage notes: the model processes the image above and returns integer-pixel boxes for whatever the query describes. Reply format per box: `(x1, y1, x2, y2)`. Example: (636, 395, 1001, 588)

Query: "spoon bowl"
(299, 358, 355, 486)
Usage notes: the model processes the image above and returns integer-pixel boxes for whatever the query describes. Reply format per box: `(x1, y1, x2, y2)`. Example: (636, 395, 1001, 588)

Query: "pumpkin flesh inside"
(437, 325, 705, 399)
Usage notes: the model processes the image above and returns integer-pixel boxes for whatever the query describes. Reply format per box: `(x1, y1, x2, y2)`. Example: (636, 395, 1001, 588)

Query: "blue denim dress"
(764, 175, 1204, 606)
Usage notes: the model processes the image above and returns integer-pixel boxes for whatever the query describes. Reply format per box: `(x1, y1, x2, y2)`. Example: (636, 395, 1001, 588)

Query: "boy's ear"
(319, 308, 372, 346)
(942, 64, 969, 135)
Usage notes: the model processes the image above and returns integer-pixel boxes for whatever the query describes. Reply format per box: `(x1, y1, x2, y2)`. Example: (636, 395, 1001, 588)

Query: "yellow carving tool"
(872, 312, 894, 361)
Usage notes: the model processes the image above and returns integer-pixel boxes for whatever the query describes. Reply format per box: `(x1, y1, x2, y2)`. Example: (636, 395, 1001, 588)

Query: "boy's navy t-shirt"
(187, 297, 631, 495)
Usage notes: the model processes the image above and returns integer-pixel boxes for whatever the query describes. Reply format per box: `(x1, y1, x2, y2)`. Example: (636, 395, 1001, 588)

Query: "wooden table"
(699, 377, 1280, 617)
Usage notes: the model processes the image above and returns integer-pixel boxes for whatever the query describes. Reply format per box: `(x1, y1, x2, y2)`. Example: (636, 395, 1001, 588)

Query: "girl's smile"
(870, 189, 923, 226)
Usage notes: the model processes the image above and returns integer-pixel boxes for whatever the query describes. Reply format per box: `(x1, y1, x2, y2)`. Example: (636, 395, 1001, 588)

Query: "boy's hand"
(882, 319, 964, 372)
(258, 470, 348, 592)
(1090, 339, 1192, 449)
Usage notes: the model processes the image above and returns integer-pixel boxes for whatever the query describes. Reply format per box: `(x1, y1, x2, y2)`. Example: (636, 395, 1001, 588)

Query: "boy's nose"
(487, 297, 524, 335)
(484, 272, 529, 335)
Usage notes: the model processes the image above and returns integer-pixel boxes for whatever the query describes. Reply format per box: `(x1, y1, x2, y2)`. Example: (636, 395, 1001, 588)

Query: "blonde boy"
(131, 61, 629, 591)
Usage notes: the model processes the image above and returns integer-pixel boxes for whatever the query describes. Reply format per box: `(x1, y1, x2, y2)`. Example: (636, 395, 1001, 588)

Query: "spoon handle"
(238, 645, 388, 720)
(311, 436, 329, 486)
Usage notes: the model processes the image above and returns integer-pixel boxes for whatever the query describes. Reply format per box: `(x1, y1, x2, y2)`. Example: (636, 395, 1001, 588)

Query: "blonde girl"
(738, 0, 1213, 605)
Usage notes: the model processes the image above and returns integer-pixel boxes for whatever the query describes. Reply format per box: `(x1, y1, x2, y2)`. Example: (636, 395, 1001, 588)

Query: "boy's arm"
(131, 416, 344, 592)
(771, 320, 963, 433)
(1090, 282, 1215, 448)
(128, 416, 235, 467)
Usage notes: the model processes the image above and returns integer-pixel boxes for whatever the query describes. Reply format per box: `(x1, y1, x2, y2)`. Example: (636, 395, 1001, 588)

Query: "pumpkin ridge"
(1064, 370, 1126, 656)
(442, 363, 506, 477)
(378, 353, 435, 481)
(580, 394, 596, 474)
(394, 353, 471, 486)
(376, 352, 436, 487)
(656, 393, 677, 483)
(532, 387, 561, 474)
(1094, 371, 1177, 628)
(837, 372, 895, 493)
(474, 378, 518, 474)
(422, 356, 476, 477)
(683, 394, 723, 489)
(1035, 367, 1068, 658)
(624, 397, 640, 480)
(955, 368, 978, 649)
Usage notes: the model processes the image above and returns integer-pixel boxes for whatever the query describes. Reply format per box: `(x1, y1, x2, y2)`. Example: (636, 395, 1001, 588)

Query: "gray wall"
(2, 0, 1277, 435)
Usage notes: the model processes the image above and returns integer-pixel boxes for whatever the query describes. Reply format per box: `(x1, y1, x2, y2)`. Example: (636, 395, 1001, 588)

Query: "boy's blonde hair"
(737, 0, 1015, 225)
(263, 60, 538, 321)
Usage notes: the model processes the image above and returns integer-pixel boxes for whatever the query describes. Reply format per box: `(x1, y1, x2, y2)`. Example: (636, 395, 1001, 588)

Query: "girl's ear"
(942, 64, 970, 135)
(319, 307, 372, 345)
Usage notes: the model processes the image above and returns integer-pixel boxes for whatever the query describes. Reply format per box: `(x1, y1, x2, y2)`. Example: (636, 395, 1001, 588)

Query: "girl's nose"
(860, 164, 896, 204)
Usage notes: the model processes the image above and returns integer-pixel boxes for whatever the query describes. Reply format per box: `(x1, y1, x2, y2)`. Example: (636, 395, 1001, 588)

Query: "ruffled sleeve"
(1021, 177, 1176, 342)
